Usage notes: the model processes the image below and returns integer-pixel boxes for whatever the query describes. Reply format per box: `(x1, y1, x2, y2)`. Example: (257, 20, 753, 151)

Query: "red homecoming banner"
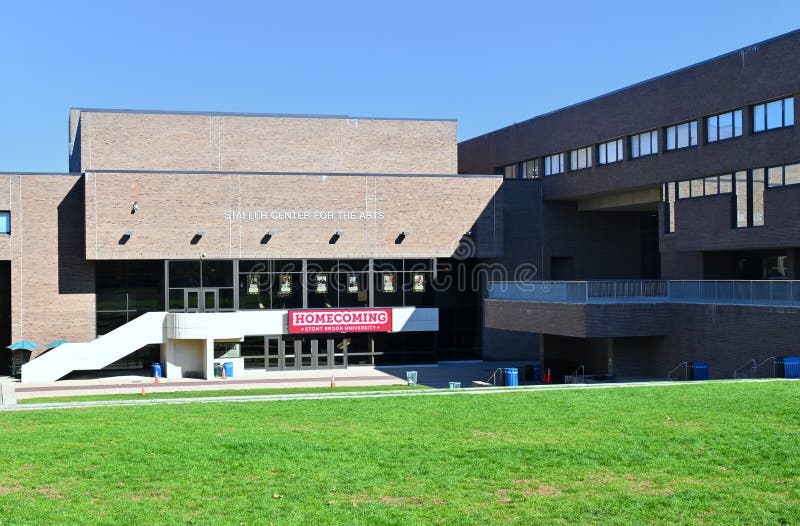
(288, 308, 393, 334)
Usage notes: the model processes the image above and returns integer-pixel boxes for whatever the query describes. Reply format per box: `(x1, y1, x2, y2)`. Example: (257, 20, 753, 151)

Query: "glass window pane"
(678, 180, 691, 199)
(767, 166, 784, 187)
(785, 97, 794, 126)
(666, 127, 676, 150)
(691, 179, 704, 197)
(169, 261, 201, 288)
(767, 100, 783, 129)
(785, 163, 800, 185)
(650, 131, 658, 153)
(690, 121, 698, 146)
(585, 147, 592, 168)
(203, 260, 233, 287)
(752, 169, 764, 226)
(631, 136, 639, 158)
(704, 176, 718, 195)
(599, 144, 606, 164)
(617, 139, 623, 159)
(0, 212, 9, 234)
(753, 104, 766, 132)
(734, 110, 743, 136)
(677, 123, 689, 148)
(719, 173, 733, 193)
(544, 157, 551, 175)
(735, 171, 748, 228)
(707, 116, 718, 142)
(719, 112, 733, 140)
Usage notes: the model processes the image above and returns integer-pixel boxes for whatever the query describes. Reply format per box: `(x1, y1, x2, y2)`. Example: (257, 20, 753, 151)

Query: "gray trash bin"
(406, 371, 418, 385)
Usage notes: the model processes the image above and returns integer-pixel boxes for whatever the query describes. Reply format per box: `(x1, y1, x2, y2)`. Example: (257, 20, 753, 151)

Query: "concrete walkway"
(0, 378, 790, 412)
(0, 361, 538, 404)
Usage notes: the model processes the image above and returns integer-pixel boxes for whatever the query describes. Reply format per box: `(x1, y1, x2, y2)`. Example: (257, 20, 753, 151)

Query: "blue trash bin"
(152, 362, 162, 379)
(783, 357, 800, 379)
(689, 361, 708, 381)
(223, 362, 234, 379)
(504, 367, 519, 387)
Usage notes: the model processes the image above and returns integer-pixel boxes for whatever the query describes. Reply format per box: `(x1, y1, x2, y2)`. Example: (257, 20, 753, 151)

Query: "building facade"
(7, 30, 800, 383)
(463, 30, 800, 380)
(10, 110, 502, 382)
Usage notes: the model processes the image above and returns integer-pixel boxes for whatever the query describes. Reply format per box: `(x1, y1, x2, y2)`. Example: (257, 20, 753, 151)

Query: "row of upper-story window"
(662, 161, 800, 233)
(499, 95, 796, 179)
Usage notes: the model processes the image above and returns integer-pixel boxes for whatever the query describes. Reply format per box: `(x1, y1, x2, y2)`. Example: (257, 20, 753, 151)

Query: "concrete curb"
(0, 378, 791, 412)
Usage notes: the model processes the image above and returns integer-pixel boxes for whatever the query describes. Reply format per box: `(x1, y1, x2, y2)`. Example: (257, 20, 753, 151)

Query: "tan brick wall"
(1, 174, 96, 349)
(74, 111, 457, 174)
(85, 172, 501, 260)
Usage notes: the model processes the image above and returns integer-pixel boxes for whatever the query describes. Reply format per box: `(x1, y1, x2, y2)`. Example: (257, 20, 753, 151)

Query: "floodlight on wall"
(119, 230, 133, 245)
(191, 230, 205, 245)
(130, 201, 138, 214)
(260, 230, 276, 244)
(329, 230, 345, 244)
(395, 231, 411, 244)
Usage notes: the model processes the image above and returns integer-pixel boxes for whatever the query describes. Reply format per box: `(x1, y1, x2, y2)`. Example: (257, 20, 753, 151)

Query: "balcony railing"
(487, 280, 800, 307)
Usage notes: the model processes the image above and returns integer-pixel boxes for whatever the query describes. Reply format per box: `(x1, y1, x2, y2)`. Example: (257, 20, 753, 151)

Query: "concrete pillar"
(204, 339, 214, 380)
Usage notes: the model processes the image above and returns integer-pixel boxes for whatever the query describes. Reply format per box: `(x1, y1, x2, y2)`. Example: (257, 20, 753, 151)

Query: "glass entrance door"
(203, 289, 218, 312)
(184, 288, 201, 312)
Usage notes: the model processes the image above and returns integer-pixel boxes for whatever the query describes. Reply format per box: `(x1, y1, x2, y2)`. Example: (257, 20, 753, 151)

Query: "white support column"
(204, 338, 214, 380)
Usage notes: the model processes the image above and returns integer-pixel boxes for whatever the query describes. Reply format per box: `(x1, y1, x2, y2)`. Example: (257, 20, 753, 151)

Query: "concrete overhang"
(485, 299, 669, 338)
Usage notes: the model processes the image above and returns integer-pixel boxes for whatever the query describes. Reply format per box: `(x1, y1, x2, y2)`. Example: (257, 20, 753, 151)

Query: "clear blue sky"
(1, 1, 798, 172)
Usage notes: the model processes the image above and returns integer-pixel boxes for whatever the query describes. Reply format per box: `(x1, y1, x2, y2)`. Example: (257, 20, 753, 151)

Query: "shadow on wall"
(57, 178, 95, 295)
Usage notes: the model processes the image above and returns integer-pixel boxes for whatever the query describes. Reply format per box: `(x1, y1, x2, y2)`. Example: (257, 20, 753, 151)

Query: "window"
(569, 146, 592, 171)
(522, 159, 539, 179)
(544, 153, 565, 176)
(0, 212, 9, 234)
(734, 171, 749, 228)
(753, 97, 794, 132)
(598, 139, 623, 165)
(665, 121, 698, 150)
(630, 130, 658, 158)
(761, 162, 800, 188)
(706, 109, 742, 142)
(502, 164, 518, 179)
(663, 183, 676, 233)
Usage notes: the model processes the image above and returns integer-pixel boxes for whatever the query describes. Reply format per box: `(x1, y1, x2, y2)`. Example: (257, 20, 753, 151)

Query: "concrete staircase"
(21, 312, 168, 383)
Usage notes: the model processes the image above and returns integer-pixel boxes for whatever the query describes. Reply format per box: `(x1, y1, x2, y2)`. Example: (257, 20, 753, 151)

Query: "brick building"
(6, 30, 800, 382)
(463, 30, 800, 380)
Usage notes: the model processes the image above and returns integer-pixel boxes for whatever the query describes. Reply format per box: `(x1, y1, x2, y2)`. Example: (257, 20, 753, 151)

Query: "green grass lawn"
(19, 384, 428, 404)
(1, 381, 798, 525)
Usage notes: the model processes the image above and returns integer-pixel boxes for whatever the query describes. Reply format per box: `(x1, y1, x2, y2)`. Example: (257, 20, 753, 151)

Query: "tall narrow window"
(734, 171, 749, 228)
(0, 212, 8, 234)
(752, 168, 764, 226)
(664, 183, 676, 233)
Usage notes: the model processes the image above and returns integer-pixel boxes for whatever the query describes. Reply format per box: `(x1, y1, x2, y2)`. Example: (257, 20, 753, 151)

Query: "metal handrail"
(733, 359, 756, 379)
(487, 368, 504, 386)
(754, 356, 776, 379)
(667, 361, 688, 381)
(565, 365, 585, 384)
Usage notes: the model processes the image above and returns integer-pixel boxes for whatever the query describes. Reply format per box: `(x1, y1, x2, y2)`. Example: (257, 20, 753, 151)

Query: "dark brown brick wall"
(459, 31, 800, 201)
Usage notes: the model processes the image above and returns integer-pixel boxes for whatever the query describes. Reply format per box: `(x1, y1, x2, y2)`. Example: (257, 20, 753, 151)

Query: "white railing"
(487, 280, 800, 307)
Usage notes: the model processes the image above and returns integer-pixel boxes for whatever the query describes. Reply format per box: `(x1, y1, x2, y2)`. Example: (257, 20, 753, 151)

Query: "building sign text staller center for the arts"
(225, 210, 385, 221)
